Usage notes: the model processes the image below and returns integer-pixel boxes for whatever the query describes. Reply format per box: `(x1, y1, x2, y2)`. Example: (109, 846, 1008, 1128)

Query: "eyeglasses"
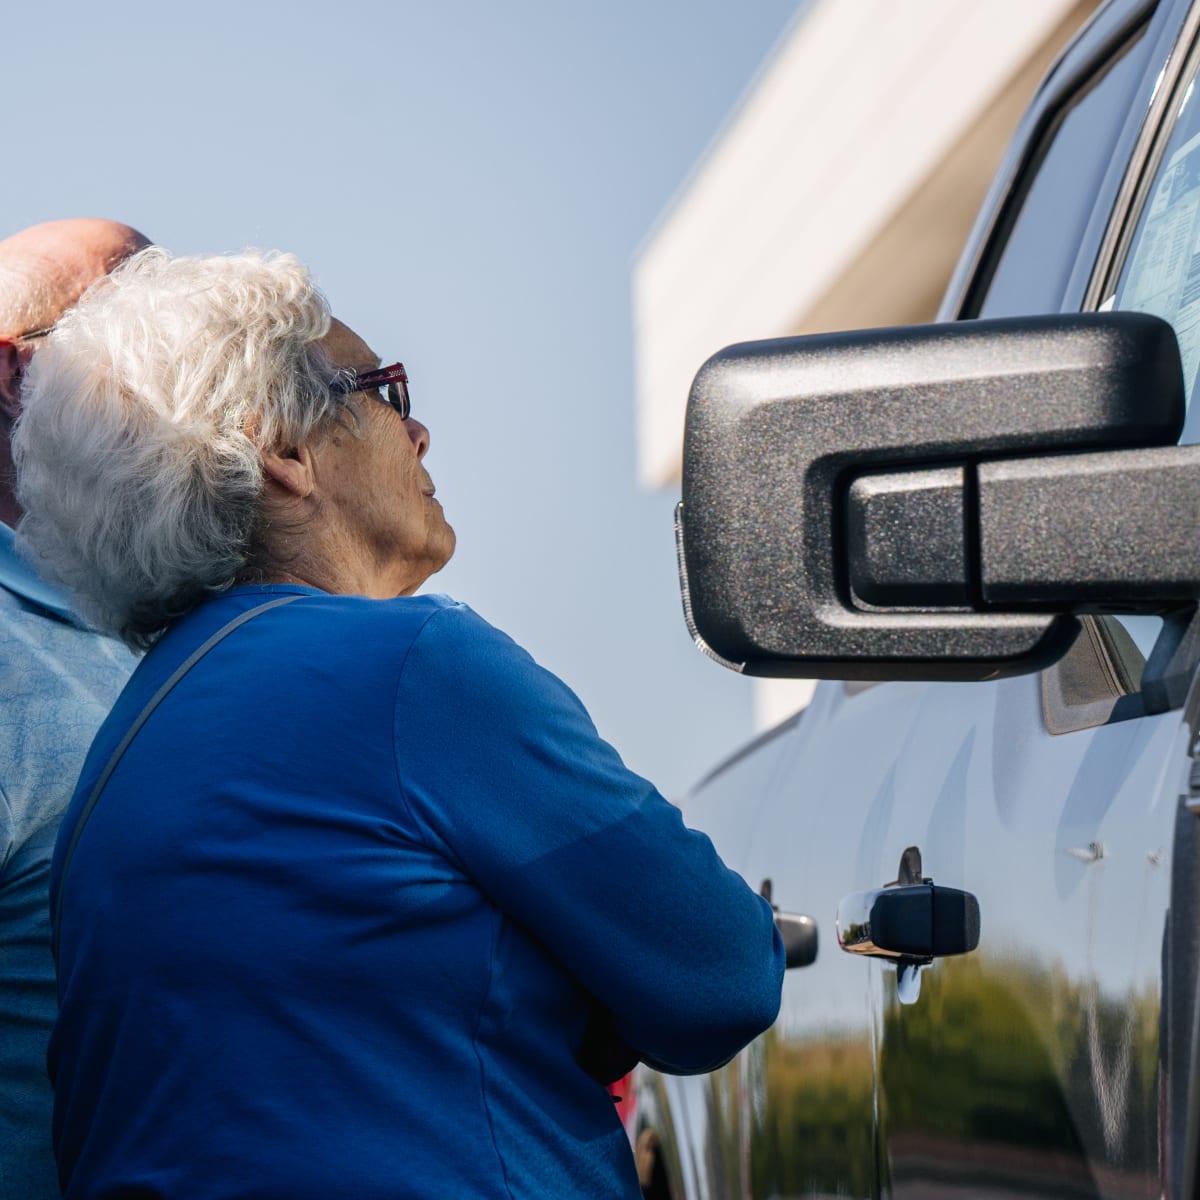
(331, 362, 410, 420)
(1, 327, 55, 386)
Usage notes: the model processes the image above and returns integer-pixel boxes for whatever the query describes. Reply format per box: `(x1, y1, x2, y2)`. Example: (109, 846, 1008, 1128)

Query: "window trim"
(1087, 0, 1200, 306)
(940, 0, 1164, 321)
(936, 0, 1200, 731)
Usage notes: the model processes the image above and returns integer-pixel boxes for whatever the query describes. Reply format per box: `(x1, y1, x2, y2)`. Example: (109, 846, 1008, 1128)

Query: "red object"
(608, 1071, 636, 1134)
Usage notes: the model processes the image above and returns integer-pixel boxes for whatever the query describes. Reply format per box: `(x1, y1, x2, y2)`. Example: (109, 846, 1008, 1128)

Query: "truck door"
(649, 2, 1200, 1197)
(873, 0, 1200, 1195)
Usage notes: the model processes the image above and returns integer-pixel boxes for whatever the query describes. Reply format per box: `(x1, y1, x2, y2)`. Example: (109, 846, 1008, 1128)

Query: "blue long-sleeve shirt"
(50, 586, 783, 1199)
(0, 524, 134, 1200)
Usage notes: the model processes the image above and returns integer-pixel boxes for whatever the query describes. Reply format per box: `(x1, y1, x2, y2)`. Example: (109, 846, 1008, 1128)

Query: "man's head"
(0, 219, 150, 524)
(0, 219, 150, 410)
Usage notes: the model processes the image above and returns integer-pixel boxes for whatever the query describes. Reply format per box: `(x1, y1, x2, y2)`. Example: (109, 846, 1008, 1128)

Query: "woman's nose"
(405, 417, 430, 459)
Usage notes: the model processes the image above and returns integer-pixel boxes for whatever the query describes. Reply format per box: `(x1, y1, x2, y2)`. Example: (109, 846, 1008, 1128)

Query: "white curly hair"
(13, 247, 353, 649)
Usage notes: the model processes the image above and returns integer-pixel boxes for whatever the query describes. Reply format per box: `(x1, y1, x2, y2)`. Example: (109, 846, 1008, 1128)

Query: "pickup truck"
(632, 0, 1200, 1196)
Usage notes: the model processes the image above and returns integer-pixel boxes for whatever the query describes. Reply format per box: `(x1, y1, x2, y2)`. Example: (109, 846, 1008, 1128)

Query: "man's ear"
(260, 444, 316, 500)
(0, 341, 22, 420)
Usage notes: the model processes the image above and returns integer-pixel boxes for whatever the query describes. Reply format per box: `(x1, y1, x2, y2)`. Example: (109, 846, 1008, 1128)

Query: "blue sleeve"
(392, 603, 783, 1075)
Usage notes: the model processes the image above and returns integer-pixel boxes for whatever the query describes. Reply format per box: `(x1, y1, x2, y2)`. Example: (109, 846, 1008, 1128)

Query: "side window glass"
(1110, 62, 1200, 439)
(1072, 32, 1200, 718)
(1093, 32, 1200, 685)
(973, 22, 1153, 319)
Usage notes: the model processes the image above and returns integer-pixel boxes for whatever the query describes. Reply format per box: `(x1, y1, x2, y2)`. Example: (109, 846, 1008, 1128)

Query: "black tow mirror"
(677, 312, 1192, 682)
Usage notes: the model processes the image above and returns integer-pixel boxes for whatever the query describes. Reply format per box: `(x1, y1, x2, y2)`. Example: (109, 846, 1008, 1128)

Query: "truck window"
(974, 14, 1161, 698)
(1111, 52, 1200, 437)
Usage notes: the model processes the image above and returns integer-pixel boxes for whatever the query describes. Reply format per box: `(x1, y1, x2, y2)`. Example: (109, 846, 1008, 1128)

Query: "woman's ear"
(261, 444, 316, 499)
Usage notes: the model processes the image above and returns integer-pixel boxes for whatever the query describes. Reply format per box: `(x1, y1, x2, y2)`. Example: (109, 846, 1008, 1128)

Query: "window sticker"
(1117, 128, 1200, 402)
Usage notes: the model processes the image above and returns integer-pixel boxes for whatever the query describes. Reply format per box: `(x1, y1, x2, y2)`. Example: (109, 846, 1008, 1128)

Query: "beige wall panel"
(634, 0, 1097, 490)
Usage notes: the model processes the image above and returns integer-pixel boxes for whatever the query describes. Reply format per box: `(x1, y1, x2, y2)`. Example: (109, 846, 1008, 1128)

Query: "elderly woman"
(12, 249, 782, 1200)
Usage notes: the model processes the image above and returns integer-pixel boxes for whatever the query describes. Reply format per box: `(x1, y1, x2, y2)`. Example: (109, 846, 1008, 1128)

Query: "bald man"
(0, 219, 149, 1199)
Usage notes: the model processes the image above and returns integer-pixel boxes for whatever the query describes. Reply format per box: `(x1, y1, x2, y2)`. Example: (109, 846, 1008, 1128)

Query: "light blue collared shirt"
(0, 525, 135, 1200)
(0, 526, 83, 627)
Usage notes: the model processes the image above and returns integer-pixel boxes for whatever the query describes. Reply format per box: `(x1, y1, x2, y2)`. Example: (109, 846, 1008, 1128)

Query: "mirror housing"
(677, 312, 1192, 681)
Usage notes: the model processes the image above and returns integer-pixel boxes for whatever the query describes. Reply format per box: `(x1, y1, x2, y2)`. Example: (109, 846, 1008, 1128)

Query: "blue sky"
(4, 1, 802, 796)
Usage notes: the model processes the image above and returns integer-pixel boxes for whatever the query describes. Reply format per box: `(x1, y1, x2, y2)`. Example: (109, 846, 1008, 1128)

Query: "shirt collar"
(0, 523, 86, 625)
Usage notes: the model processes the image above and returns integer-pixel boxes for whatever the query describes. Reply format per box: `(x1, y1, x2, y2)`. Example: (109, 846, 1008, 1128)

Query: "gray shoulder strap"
(52, 594, 303, 956)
